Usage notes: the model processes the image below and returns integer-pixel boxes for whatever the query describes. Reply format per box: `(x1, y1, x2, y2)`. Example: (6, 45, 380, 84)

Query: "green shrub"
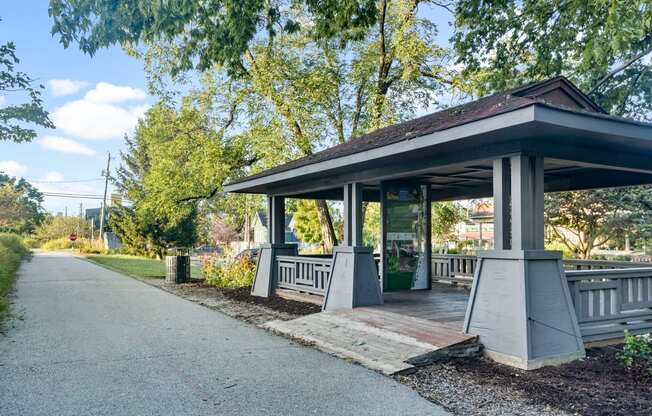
(40, 237, 77, 250)
(0, 233, 28, 258)
(202, 255, 256, 288)
(0, 233, 27, 328)
(618, 331, 652, 373)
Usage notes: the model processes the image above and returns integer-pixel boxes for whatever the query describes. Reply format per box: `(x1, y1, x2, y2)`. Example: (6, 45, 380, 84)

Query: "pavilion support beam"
(510, 155, 544, 250)
(464, 154, 585, 370)
(493, 158, 511, 250)
(252, 195, 297, 298)
(343, 183, 364, 246)
(323, 183, 382, 311)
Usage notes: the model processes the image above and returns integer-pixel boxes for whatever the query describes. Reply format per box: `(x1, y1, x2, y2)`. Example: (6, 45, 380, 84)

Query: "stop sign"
(69, 233, 77, 242)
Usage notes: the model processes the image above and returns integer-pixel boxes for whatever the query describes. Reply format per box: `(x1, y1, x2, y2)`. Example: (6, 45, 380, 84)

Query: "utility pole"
(99, 152, 111, 243)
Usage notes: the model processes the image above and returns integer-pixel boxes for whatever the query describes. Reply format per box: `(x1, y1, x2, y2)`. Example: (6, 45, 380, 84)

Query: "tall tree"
(544, 187, 652, 259)
(1, 19, 54, 142)
(0, 174, 44, 234)
(51, 1, 457, 251)
(453, 0, 652, 119)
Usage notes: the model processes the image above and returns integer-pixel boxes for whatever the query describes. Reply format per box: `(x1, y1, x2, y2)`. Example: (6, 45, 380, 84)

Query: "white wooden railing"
(566, 268, 652, 342)
(276, 255, 332, 296)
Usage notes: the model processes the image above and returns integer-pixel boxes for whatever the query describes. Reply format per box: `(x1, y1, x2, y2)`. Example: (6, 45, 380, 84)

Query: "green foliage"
(363, 202, 381, 248)
(293, 199, 322, 244)
(618, 331, 652, 374)
(0, 233, 27, 329)
(39, 236, 106, 254)
(0, 174, 45, 234)
(49, 0, 378, 75)
(202, 255, 256, 288)
(544, 187, 652, 259)
(453, 0, 652, 119)
(110, 102, 259, 257)
(0, 27, 54, 142)
(431, 201, 465, 244)
(35, 215, 89, 243)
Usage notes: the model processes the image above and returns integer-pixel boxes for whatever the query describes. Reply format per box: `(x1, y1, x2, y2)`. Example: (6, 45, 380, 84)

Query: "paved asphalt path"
(0, 252, 448, 416)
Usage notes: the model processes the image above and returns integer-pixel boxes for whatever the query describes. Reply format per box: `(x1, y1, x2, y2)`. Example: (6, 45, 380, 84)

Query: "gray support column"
(269, 195, 285, 244)
(465, 155, 585, 370)
(493, 158, 511, 250)
(252, 195, 296, 298)
(324, 182, 382, 310)
(343, 183, 364, 246)
(510, 155, 544, 250)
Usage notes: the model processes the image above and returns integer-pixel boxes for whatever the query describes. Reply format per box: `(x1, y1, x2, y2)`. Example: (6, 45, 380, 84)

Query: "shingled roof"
(226, 76, 604, 187)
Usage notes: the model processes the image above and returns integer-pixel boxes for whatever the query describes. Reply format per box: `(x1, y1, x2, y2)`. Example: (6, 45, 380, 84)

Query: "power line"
(31, 178, 104, 184)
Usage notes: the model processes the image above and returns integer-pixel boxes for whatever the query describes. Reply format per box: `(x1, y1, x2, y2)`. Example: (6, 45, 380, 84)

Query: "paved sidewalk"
(0, 252, 448, 416)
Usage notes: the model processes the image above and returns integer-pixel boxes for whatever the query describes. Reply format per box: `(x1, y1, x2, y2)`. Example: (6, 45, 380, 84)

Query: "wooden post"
(510, 155, 544, 250)
(493, 157, 511, 250)
(343, 183, 363, 246)
(269, 195, 285, 244)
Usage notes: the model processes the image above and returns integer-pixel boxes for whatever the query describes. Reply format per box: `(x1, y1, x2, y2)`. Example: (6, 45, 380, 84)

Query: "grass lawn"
(85, 254, 201, 279)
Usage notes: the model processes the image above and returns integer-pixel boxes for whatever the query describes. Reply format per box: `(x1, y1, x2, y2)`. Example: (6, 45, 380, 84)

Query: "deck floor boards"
(265, 284, 475, 375)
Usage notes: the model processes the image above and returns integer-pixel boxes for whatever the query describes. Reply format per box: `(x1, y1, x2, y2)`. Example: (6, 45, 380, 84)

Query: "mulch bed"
(212, 285, 322, 316)
(180, 280, 321, 316)
(401, 345, 651, 416)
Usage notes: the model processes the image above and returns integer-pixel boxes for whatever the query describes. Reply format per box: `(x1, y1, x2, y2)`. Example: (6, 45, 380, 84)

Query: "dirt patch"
(397, 346, 651, 416)
(143, 279, 320, 326)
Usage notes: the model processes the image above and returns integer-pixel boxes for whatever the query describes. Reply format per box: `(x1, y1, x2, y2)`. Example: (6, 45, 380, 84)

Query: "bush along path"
(0, 234, 28, 332)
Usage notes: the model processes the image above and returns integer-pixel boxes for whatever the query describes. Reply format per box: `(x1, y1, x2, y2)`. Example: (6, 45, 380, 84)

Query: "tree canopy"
(0, 174, 44, 234)
(453, 0, 652, 119)
(49, 0, 378, 75)
(545, 187, 652, 259)
(1, 21, 54, 142)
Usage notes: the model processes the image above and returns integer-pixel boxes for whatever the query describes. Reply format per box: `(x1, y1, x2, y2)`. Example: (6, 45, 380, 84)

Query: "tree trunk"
(315, 199, 337, 252)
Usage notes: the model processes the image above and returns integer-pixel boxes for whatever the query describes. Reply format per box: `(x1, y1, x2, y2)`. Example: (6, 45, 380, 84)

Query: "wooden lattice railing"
(276, 255, 332, 296)
(566, 268, 652, 341)
(431, 254, 650, 285)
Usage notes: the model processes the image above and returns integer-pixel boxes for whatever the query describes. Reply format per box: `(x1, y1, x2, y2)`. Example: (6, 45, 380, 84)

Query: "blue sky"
(0, 1, 152, 214)
(0, 2, 454, 215)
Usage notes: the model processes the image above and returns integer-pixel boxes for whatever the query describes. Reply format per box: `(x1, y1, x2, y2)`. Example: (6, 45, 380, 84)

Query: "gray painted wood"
(322, 246, 383, 311)
(276, 255, 332, 296)
(343, 183, 363, 246)
(566, 268, 652, 341)
(464, 250, 585, 370)
(250, 243, 298, 297)
(269, 195, 285, 244)
(493, 158, 511, 250)
(510, 155, 544, 250)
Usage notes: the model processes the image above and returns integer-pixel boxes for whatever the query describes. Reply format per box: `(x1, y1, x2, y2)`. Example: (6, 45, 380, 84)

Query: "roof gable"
(510, 76, 605, 114)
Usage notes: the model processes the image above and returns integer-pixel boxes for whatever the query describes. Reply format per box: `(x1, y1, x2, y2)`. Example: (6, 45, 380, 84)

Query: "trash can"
(165, 248, 190, 284)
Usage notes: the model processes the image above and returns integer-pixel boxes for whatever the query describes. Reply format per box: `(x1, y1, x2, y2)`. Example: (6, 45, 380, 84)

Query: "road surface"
(0, 251, 447, 416)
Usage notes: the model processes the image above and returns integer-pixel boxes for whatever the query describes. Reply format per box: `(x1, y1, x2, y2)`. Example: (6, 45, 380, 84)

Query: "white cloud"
(36, 171, 97, 195)
(48, 79, 90, 97)
(0, 96, 6, 107)
(52, 85, 149, 139)
(39, 135, 97, 156)
(0, 160, 28, 177)
(84, 82, 147, 104)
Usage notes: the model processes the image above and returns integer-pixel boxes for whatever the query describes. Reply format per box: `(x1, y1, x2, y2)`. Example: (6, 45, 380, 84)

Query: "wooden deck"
(265, 284, 476, 375)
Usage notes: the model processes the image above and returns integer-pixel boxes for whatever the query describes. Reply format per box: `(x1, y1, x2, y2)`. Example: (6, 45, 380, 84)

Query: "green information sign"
(382, 183, 429, 291)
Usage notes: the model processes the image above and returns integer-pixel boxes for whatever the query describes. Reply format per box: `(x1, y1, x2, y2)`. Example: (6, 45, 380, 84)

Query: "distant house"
(457, 201, 494, 248)
(85, 207, 102, 225)
(251, 211, 298, 244)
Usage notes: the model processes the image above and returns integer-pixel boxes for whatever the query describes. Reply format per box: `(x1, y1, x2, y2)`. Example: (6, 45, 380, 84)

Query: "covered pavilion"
(224, 76, 652, 369)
